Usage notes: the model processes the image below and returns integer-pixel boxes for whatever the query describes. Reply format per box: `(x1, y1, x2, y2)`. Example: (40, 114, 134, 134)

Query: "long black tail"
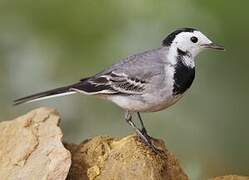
(13, 83, 79, 105)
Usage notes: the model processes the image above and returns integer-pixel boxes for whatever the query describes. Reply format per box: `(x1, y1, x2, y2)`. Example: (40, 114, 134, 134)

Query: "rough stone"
(1, 107, 247, 180)
(65, 135, 189, 180)
(0, 107, 71, 180)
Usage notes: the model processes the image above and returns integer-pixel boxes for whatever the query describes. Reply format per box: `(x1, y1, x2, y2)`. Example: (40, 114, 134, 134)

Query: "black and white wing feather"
(72, 72, 147, 95)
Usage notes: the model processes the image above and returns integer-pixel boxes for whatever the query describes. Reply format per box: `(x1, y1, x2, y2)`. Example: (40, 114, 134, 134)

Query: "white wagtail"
(14, 28, 225, 152)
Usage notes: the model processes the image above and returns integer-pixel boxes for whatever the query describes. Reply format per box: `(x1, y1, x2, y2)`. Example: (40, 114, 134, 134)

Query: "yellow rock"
(66, 135, 189, 180)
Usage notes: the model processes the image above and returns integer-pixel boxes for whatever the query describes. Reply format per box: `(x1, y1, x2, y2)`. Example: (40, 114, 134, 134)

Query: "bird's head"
(162, 28, 225, 57)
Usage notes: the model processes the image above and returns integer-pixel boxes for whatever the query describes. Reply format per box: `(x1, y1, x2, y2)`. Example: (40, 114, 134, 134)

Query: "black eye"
(190, 36, 198, 43)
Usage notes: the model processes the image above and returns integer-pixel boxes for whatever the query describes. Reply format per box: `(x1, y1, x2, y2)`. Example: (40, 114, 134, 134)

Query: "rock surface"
(1, 107, 248, 180)
(0, 107, 71, 180)
(65, 135, 189, 180)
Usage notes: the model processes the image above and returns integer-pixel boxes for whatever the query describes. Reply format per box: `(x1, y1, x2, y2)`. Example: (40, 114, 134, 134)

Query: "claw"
(125, 111, 160, 154)
(136, 131, 159, 154)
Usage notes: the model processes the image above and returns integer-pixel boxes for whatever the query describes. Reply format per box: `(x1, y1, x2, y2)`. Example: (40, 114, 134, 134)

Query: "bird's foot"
(136, 130, 160, 154)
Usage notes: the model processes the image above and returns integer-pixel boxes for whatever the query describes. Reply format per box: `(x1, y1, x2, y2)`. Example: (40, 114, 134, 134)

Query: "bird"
(14, 28, 225, 152)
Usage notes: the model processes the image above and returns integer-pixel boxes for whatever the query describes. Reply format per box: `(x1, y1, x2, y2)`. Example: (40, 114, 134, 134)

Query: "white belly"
(107, 94, 183, 112)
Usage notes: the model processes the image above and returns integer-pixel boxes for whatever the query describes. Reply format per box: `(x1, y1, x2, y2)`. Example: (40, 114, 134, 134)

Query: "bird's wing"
(73, 48, 166, 95)
(71, 71, 148, 95)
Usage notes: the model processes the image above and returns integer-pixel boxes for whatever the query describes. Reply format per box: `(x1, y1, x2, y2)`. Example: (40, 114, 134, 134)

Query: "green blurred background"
(0, 0, 248, 179)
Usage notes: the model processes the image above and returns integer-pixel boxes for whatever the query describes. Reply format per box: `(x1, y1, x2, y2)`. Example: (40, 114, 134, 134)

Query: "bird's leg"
(125, 111, 158, 153)
(124, 111, 142, 135)
(137, 112, 148, 136)
(137, 112, 154, 148)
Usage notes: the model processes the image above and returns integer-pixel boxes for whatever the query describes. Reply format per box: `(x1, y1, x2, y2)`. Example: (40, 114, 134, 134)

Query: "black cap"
(162, 28, 197, 47)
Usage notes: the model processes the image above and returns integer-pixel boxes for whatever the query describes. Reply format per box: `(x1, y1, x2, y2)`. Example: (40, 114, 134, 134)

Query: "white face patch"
(171, 31, 212, 57)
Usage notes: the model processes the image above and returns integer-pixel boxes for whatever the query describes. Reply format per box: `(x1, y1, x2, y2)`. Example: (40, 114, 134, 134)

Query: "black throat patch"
(173, 49, 195, 95)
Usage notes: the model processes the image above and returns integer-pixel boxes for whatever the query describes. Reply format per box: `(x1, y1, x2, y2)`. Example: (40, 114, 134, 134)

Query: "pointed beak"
(201, 43, 225, 51)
